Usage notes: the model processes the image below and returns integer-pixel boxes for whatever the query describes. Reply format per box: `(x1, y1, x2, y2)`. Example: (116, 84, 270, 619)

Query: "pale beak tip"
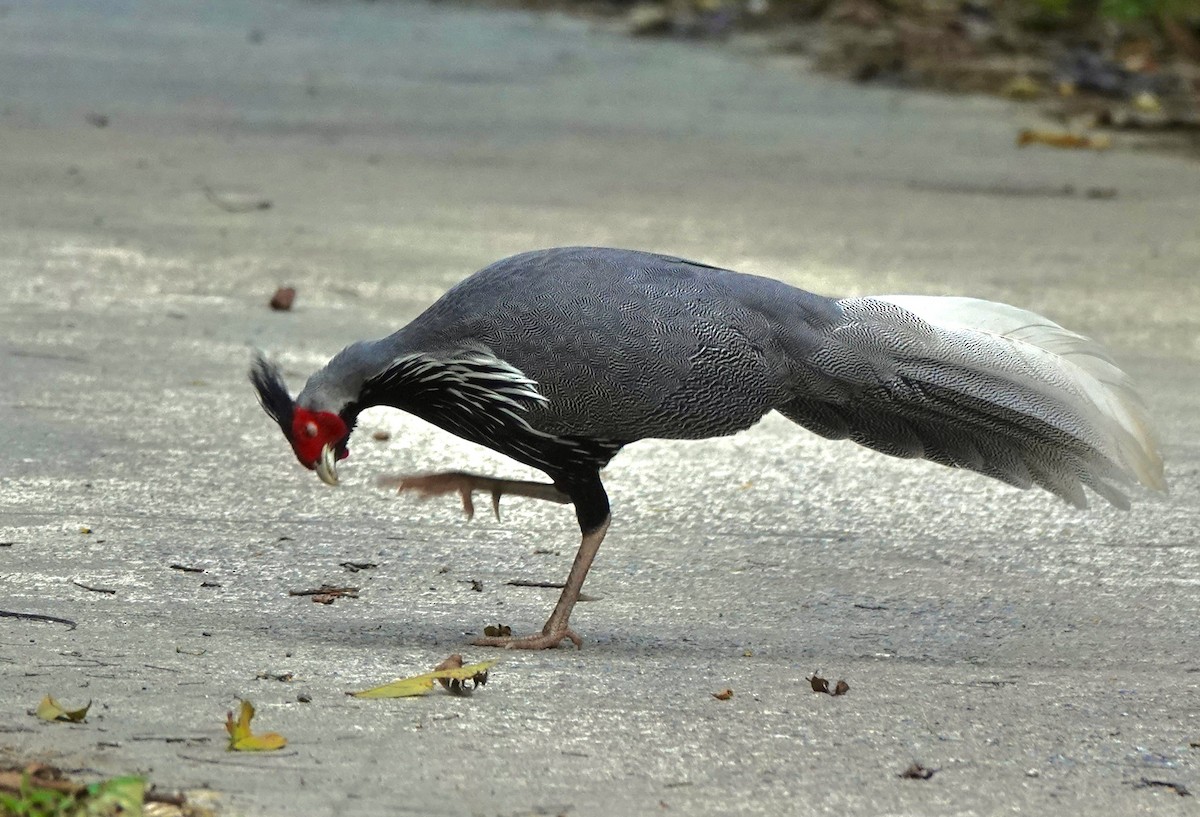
(315, 444, 340, 486)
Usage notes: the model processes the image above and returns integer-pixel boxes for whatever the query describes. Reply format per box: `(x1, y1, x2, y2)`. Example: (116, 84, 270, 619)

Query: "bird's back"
(388, 247, 839, 442)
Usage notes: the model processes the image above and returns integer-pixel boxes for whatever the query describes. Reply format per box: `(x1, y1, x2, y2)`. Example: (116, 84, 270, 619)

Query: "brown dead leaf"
(808, 673, 850, 696)
(434, 654, 464, 690)
(899, 762, 936, 780)
(483, 624, 512, 638)
(1017, 129, 1111, 151)
(433, 654, 490, 696)
(712, 688, 734, 701)
(268, 287, 296, 311)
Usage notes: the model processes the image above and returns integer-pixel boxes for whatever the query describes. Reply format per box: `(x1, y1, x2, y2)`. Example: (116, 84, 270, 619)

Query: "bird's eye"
(303, 421, 318, 438)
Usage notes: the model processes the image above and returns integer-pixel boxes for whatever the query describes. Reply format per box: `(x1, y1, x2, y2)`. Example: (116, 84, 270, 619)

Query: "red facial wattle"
(290, 408, 350, 483)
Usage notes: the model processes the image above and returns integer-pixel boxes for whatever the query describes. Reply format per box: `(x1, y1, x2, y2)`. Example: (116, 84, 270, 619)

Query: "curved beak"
(315, 443, 340, 486)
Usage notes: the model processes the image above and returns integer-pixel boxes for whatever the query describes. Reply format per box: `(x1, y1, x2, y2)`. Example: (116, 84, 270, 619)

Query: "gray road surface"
(1, 1, 1198, 815)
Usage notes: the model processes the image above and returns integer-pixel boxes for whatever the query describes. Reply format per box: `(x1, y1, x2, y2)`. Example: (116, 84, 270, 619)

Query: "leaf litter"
(35, 696, 91, 723)
(224, 700, 287, 752)
(349, 654, 497, 699)
(807, 673, 850, 696)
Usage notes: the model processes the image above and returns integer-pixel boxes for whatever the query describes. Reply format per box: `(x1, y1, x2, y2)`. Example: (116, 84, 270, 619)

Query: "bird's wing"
(359, 350, 624, 475)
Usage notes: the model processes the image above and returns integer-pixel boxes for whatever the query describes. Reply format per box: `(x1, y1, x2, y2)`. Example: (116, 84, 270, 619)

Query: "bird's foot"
(470, 627, 583, 650)
(378, 471, 570, 520)
(379, 471, 499, 520)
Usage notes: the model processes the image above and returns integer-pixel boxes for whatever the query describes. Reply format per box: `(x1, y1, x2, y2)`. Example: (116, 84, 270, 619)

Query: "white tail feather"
(873, 295, 1165, 494)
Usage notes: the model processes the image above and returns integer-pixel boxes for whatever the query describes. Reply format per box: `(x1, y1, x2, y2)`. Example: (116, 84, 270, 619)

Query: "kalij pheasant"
(251, 247, 1165, 650)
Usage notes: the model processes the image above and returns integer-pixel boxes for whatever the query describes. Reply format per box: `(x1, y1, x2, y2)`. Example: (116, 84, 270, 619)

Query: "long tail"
(777, 295, 1165, 509)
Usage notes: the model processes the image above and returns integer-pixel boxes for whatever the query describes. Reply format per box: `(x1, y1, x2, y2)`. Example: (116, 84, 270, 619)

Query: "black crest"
(250, 353, 295, 436)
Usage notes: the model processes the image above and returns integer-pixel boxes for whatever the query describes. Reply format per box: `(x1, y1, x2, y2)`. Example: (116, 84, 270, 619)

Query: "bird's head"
(250, 354, 351, 486)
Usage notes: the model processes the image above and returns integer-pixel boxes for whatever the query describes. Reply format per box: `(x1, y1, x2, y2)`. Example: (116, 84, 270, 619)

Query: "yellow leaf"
(224, 699, 287, 751)
(1016, 129, 1111, 151)
(36, 695, 90, 723)
(1133, 91, 1161, 113)
(351, 675, 436, 699)
(350, 660, 498, 699)
(1000, 74, 1042, 100)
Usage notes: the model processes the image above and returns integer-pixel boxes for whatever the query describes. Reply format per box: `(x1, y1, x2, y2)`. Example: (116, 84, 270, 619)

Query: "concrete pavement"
(1, 1, 1198, 814)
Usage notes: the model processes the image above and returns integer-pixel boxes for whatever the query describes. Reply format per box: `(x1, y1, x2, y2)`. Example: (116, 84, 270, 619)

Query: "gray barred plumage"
(253, 246, 1166, 649)
(288, 246, 1162, 508)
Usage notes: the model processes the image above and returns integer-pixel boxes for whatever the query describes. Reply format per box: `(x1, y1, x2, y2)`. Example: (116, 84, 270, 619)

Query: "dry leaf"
(433, 654, 464, 690)
(224, 700, 287, 751)
(712, 688, 734, 701)
(483, 624, 512, 638)
(899, 762, 936, 780)
(1132, 92, 1161, 113)
(36, 695, 91, 723)
(807, 674, 830, 694)
(269, 287, 296, 311)
(833, 680, 851, 696)
(1000, 75, 1042, 100)
(1016, 129, 1111, 151)
(350, 659, 498, 699)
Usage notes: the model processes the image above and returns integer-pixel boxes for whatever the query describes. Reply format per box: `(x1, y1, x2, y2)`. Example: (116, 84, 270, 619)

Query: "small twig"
(202, 184, 271, 213)
(169, 563, 204, 573)
(72, 581, 116, 595)
(288, 585, 358, 598)
(505, 580, 596, 601)
(130, 735, 211, 743)
(146, 788, 188, 806)
(1135, 778, 1191, 797)
(175, 751, 301, 766)
(0, 610, 77, 630)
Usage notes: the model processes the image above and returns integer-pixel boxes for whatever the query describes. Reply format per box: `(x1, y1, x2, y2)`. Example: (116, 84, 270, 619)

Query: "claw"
(470, 627, 582, 650)
(458, 487, 475, 520)
(315, 444, 339, 486)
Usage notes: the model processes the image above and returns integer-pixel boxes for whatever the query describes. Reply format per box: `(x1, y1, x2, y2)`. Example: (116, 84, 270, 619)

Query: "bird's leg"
(378, 471, 570, 520)
(471, 515, 610, 650)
